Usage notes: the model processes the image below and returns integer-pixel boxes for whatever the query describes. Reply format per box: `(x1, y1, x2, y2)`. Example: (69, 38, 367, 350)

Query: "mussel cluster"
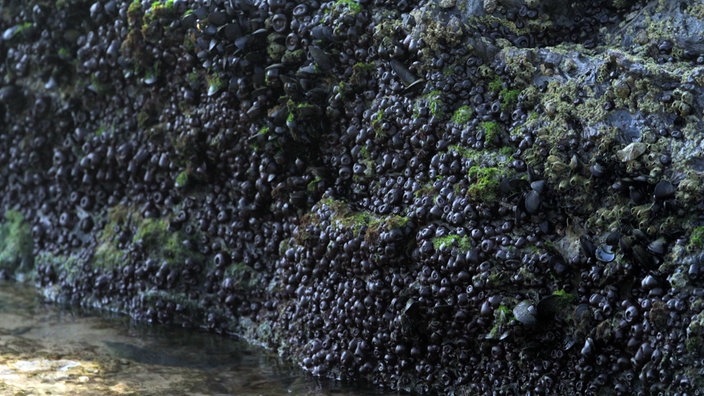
(2, 0, 704, 394)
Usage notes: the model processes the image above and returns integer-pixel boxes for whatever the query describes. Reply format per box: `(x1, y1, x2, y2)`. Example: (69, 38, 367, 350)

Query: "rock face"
(2, 0, 704, 393)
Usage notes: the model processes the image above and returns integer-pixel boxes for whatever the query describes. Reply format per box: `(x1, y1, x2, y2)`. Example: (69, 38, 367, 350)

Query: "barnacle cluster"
(2, 0, 704, 393)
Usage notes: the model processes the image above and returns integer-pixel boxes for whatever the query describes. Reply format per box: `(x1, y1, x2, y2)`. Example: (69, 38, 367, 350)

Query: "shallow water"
(0, 282, 389, 396)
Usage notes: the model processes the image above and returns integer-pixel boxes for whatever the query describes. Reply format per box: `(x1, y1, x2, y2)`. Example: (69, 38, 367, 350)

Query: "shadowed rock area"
(2, 0, 704, 394)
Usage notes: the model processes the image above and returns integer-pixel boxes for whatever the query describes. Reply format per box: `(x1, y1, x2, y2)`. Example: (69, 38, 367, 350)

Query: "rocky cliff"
(2, 0, 704, 393)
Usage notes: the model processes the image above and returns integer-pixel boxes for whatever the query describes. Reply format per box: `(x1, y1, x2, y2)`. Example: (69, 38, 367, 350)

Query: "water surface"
(0, 282, 389, 396)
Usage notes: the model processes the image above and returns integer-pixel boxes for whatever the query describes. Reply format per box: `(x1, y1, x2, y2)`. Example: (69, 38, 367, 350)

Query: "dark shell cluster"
(2, 0, 704, 394)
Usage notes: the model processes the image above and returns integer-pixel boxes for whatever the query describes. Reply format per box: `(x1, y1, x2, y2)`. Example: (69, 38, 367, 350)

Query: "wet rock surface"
(1, 0, 704, 394)
(0, 282, 375, 395)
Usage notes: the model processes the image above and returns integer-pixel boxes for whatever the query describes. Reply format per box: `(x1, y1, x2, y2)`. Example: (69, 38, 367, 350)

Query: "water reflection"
(0, 282, 390, 395)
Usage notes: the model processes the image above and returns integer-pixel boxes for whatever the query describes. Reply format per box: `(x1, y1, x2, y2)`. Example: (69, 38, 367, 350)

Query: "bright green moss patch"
(133, 218, 194, 264)
(432, 234, 472, 251)
(94, 206, 202, 269)
(335, 0, 362, 14)
(0, 210, 33, 276)
(500, 89, 520, 110)
(35, 252, 82, 285)
(451, 105, 474, 124)
(689, 226, 704, 250)
(480, 121, 502, 146)
(175, 170, 189, 188)
(488, 77, 503, 92)
(552, 289, 576, 303)
(3, 22, 33, 40)
(223, 262, 259, 290)
(424, 90, 445, 118)
(206, 73, 225, 96)
(468, 165, 506, 202)
(313, 198, 409, 242)
(144, 0, 176, 26)
(486, 304, 513, 340)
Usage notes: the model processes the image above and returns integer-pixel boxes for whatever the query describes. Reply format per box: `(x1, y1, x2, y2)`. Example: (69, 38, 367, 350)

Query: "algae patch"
(0, 210, 33, 277)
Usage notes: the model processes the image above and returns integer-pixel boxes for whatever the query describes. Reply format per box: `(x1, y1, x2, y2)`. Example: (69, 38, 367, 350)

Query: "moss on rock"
(0, 211, 33, 278)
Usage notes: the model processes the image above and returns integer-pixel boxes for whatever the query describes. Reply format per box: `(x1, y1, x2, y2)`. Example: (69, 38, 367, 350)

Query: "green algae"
(486, 304, 513, 340)
(488, 77, 503, 92)
(306, 198, 409, 243)
(451, 105, 474, 124)
(467, 165, 506, 202)
(94, 206, 202, 270)
(223, 262, 260, 290)
(500, 88, 520, 110)
(0, 210, 33, 276)
(175, 170, 189, 189)
(424, 90, 445, 118)
(334, 0, 362, 14)
(431, 234, 472, 251)
(480, 121, 501, 146)
(689, 226, 704, 250)
(206, 73, 225, 96)
(35, 252, 82, 284)
(552, 289, 576, 303)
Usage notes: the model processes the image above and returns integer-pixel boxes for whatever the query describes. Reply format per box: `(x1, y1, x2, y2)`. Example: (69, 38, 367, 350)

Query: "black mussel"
(632, 244, 654, 267)
(208, 11, 228, 27)
(499, 178, 528, 196)
(580, 236, 596, 259)
(389, 59, 418, 87)
(297, 64, 319, 76)
(309, 46, 332, 71)
(285, 33, 299, 50)
(595, 245, 615, 263)
(640, 274, 659, 290)
(524, 190, 540, 214)
(271, 13, 287, 33)
(605, 231, 620, 247)
(653, 180, 675, 200)
(581, 337, 594, 356)
(647, 238, 666, 256)
(513, 300, 537, 325)
(590, 162, 605, 177)
(292, 4, 308, 17)
(310, 25, 333, 44)
(537, 294, 571, 321)
(234, 36, 250, 51)
(220, 22, 242, 40)
(0, 85, 26, 112)
(530, 180, 545, 194)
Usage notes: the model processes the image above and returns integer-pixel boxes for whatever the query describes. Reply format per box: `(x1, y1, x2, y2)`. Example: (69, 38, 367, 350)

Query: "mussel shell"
(292, 4, 308, 17)
(271, 13, 288, 33)
(309, 46, 332, 71)
(580, 236, 596, 259)
(499, 178, 529, 195)
(208, 11, 228, 27)
(647, 237, 666, 256)
(523, 190, 540, 214)
(390, 59, 419, 87)
(513, 300, 537, 326)
(310, 25, 333, 44)
(530, 180, 545, 194)
(589, 162, 605, 177)
(632, 244, 654, 267)
(605, 231, 621, 247)
(220, 22, 242, 40)
(653, 180, 675, 200)
(402, 79, 425, 95)
(536, 295, 564, 320)
(595, 244, 615, 263)
(581, 337, 594, 356)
